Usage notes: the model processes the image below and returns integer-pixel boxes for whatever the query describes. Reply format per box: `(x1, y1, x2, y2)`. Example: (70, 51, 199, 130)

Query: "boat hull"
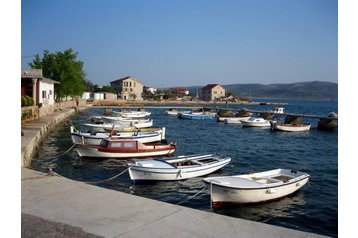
(271, 123, 311, 132)
(223, 117, 250, 124)
(71, 131, 165, 145)
(178, 113, 216, 120)
(240, 120, 271, 127)
(204, 169, 309, 208)
(129, 158, 231, 181)
(76, 146, 175, 159)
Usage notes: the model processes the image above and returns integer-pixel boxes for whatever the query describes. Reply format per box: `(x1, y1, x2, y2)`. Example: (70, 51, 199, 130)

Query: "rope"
(47, 144, 77, 159)
(176, 186, 207, 205)
(85, 168, 130, 184)
(47, 166, 130, 184)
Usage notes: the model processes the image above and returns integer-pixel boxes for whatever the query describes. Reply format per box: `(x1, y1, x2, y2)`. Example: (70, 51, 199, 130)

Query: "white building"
(21, 69, 59, 107)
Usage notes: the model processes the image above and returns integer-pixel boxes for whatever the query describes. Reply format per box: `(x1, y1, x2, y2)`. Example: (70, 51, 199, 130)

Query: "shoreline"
(90, 99, 288, 107)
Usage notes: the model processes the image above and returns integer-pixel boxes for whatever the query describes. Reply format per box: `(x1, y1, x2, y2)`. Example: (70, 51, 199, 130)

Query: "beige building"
(201, 84, 226, 101)
(110, 76, 143, 100)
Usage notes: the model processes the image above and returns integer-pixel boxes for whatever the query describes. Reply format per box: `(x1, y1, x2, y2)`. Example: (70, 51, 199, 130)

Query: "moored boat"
(203, 169, 309, 208)
(270, 121, 311, 132)
(112, 110, 151, 118)
(166, 108, 191, 116)
(178, 112, 216, 120)
(83, 119, 153, 130)
(128, 153, 231, 182)
(76, 138, 176, 159)
(240, 117, 271, 127)
(70, 126, 166, 145)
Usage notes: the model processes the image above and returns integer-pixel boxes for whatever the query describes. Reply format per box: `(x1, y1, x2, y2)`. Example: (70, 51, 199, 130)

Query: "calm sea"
(32, 99, 338, 237)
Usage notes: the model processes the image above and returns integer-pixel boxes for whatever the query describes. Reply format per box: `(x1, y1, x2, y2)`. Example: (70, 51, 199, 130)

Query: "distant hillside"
(188, 81, 337, 101)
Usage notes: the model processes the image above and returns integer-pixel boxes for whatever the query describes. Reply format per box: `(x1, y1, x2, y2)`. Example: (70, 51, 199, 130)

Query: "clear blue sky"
(21, 0, 338, 88)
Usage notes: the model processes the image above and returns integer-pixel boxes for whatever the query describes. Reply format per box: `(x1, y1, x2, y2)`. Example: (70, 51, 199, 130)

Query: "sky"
(21, 0, 338, 88)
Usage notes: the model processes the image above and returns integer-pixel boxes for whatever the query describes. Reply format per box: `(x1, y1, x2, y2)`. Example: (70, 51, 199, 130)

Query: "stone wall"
(22, 100, 86, 122)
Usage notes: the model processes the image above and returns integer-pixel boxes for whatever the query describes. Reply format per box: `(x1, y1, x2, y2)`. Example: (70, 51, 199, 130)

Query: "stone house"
(110, 76, 143, 100)
(201, 84, 226, 101)
(21, 69, 59, 107)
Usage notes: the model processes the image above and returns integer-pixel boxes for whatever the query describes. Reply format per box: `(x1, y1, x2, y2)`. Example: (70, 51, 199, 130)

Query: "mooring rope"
(48, 166, 130, 184)
(47, 143, 77, 159)
(84, 167, 130, 184)
(176, 186, 207, 205)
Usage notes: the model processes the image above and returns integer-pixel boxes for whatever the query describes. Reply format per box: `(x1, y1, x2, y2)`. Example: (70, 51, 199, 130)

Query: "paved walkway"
(21, 106, 328, 238)
(21, 168, 328, 238)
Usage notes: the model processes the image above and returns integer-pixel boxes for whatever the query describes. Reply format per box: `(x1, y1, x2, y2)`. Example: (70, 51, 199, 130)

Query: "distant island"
(188, 81, 337, 101)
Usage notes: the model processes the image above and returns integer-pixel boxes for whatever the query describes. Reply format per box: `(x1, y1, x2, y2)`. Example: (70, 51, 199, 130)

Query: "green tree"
(29, 49, 86, 101)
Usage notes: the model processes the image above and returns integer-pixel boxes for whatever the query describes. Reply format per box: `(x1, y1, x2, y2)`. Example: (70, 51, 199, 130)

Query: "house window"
(130, 88, 133, 92)
(124, 88, 128, 92)
(130, 82, 132, 87)
(42, 90, 46, 98)
(49, 90, 53, 95)
(213, 91, 217, 94)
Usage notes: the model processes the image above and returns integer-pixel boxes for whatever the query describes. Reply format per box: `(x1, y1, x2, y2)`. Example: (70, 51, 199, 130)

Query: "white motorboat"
(70, 126, 166, 145)
(112, 110, 151, 118)
(269, 107, 285, 114)
(83, 119, 153, 130)
(224, 116, 250, 124)
(165, 108, 191, 116)
(203, 169, 310, 208)
(76, 138, 176, 159)
(128, 154, 231, 182)
(240, 117, 271, 127)
(270, 121, 311, 132)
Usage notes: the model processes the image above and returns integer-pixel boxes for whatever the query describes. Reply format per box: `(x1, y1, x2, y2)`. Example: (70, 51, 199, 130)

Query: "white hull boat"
(270, 122, 311, 132)
(166, 108, 191, 116)
(129, 154, 231, 182)
(203, 169, 309, 208)
(83, 119, 153, 130)
(76, 138, 176, 159)
(70, 126, 166, 145)
(112, 110, 151, 118)
(224, 117, 251, 124)
(240, 117, 271, 127)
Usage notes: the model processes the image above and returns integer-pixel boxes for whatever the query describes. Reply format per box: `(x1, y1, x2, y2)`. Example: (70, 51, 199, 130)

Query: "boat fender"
(266, 189, 276, 194)
(296, 182, 301, 187)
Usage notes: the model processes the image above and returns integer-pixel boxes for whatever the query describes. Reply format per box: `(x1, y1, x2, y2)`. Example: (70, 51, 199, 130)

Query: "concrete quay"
(21, 106, 328, 238)
(22, 168, 328, 238)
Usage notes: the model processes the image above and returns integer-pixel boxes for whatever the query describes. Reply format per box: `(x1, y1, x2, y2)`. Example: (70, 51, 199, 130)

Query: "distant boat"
(270, 121, 311, 132)
(76, 138, 176, 159)
(203, 169, 310, 208)
(70, 126, 166, 145)
(224, 117, 250, 124)
(240, 117, 271, 127)
(165, 108, 192, 116)
(128, 153, 231, 182)
(112, 110, 151, 118)
(269, 107, 285, 114)
(83, 119, 153, 130)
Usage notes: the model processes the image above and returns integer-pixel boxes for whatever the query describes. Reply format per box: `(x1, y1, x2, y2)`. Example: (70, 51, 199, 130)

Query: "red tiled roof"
(172, 88, 188, 92)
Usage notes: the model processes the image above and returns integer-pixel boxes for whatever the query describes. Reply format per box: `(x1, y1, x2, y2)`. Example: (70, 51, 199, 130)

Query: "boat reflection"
(214, 192, 307, 222)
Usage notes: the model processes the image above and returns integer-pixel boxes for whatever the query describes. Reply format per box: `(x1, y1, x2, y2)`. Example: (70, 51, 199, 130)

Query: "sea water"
(32, 99, 338, 237)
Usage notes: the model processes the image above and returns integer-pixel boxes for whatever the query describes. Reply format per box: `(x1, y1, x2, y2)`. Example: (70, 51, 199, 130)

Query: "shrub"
(25, 95, 34, 106)
(21, 96, 27, 107)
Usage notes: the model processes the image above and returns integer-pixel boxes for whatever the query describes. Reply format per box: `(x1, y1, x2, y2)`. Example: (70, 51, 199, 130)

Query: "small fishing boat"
(178, 112, 217, 120)
(70, 126, 166, 145)
(270, 121, 311, 132)
(76, 138, 176, 159)
(203, 169, 309, 208)
(224, 117, 250, 124)
(128, 154, 231, 182)
(165, 108, 191, 116)
(112, 110, 151, 118)
(269, 107, 285, 114)
(83, 119, 153, 130)
(240, 117, 271, 127)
